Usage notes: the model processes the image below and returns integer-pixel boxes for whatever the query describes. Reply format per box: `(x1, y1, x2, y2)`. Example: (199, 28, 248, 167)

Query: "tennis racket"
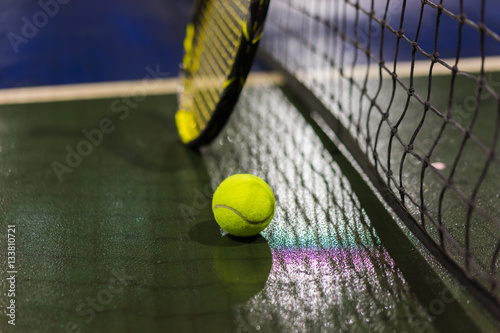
(175, 0, 270, 148)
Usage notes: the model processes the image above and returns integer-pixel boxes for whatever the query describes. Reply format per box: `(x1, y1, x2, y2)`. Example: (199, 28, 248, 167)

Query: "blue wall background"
(1, 1, 499, 89)
(0, 0, 193, 88)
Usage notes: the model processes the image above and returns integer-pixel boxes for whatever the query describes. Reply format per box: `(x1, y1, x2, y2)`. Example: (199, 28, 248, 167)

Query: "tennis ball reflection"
(213, 235, 272, 304)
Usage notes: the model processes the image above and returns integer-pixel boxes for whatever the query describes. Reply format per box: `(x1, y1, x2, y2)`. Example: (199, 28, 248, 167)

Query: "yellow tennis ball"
(212, 174, 275, 237)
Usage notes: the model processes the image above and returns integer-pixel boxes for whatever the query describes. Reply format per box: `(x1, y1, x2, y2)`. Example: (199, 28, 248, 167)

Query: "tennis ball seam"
(213, 204, 274, 225)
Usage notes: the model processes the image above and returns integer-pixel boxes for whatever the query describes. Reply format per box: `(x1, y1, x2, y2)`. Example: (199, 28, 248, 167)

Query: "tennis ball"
(212, 174, 275, 237)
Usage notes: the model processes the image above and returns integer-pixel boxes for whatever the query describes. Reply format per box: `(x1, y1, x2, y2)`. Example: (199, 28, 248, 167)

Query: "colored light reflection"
(203, 85, 432, 331)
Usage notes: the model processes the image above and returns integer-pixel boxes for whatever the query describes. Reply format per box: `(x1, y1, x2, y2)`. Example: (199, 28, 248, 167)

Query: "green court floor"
(0, 82, 499, 332)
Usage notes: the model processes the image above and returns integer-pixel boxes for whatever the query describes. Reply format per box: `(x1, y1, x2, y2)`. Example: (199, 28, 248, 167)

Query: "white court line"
(0, 57, 498, 106)
(376, 55, 500, 79)
(298, 56, 500, 82)
(0, 72, 285, 106)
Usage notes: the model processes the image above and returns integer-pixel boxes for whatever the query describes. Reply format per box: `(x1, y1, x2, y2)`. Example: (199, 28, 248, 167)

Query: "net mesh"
(260, 0, 500, 311)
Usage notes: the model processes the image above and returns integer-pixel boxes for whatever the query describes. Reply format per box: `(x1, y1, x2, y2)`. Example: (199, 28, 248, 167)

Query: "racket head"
(175, 0, 270, 148)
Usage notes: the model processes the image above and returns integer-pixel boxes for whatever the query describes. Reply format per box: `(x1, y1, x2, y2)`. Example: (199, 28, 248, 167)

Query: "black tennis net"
(259, 0, 500, 317)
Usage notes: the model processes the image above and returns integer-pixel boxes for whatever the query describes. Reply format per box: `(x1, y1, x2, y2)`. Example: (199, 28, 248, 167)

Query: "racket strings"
(181, 0, 250, 131)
